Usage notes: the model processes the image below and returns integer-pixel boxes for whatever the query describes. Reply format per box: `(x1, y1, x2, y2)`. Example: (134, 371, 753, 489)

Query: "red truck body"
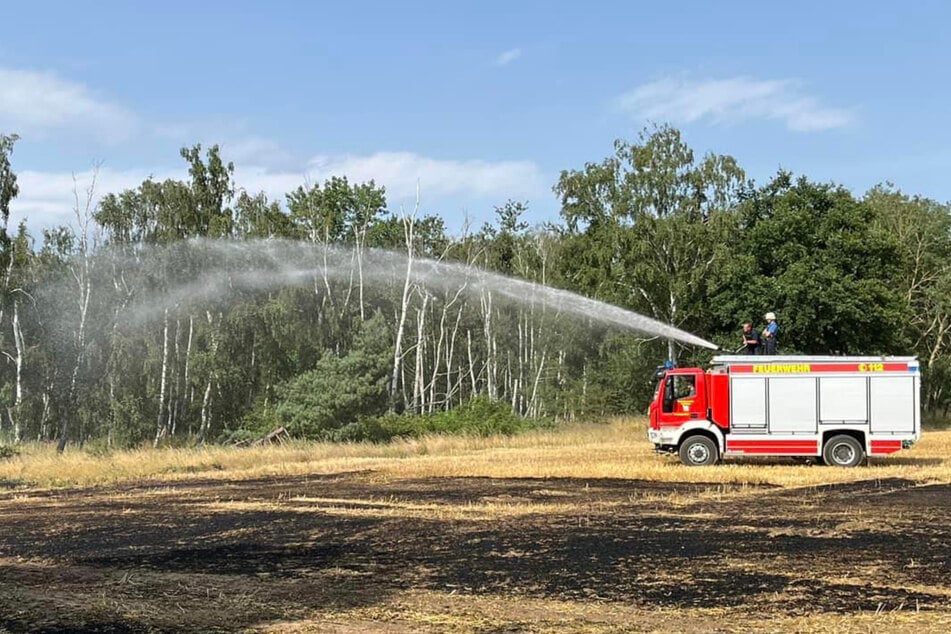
(648, 355, 920, 466)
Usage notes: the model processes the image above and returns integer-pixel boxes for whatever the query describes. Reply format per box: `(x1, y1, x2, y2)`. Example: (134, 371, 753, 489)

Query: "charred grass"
(0, 421, 949, 632)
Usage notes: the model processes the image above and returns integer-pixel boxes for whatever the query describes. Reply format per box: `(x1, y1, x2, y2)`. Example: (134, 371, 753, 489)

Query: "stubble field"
(0, 420, 949, 633)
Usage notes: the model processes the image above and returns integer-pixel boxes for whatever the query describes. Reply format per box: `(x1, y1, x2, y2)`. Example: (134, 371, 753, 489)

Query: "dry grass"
(1, 418, 949, 491)
(1, 419, 949, 632)
(202, 497, 598, 521)
(263, 589, 951, 634)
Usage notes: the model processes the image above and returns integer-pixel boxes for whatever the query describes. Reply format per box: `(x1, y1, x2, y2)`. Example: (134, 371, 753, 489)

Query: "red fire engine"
(648, 356, 920, 467)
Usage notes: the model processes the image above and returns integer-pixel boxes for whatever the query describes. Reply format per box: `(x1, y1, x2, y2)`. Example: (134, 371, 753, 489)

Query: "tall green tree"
(181, 144, 235, 238)
(234, 191, 295, 239)
(287, 176, 385, 243)
(716, 174, 905, 355)
(555, 124, 745, 361)
(866, 185, 951, 412)
(0, 134, 18, 246)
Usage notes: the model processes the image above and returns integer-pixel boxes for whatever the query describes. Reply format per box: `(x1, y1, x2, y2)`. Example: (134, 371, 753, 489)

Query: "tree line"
(0, 124, 948, 449)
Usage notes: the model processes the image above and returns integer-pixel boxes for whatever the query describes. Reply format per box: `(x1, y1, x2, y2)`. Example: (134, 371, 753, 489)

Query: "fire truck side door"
(659, 374, 700, 425)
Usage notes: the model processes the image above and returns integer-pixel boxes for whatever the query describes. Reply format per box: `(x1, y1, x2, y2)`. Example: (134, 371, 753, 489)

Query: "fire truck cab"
(648, 356, 920, 467)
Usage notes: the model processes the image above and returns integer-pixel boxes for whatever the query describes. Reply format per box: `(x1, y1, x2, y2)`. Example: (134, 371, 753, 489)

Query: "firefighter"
(740, 322, 761, 355)
(762, 312, 779, 355)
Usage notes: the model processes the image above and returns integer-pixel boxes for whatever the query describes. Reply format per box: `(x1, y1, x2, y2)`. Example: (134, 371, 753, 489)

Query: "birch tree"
(57, 169, 100, 452)
(389, 191, 418, 410)
(0, 135, 20, 440)
(555, 125, 744, 362)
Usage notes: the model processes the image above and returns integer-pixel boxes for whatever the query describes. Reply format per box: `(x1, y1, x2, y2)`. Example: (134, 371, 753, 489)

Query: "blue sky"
(2, 1, 950, 233)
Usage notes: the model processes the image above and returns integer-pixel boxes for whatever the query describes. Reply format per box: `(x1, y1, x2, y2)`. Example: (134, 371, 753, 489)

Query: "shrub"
(217, 428, 261, 446)
(328, 396, 550, 443)
(273, 314, 390, 438)
(82, 438, 114, 458)
(0, 445, 19, 461)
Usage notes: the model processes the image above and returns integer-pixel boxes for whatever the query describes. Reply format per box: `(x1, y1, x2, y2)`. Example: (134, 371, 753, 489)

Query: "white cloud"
(10, 152, 546, 232)
(0, 68, 138, 142)
(11, 167, 174, 232)
(300, 151, 543, 200)
(223, 137, 297, 168)
(616, 76, 853, 132)
(495, 48, 522, 67)
(0, 65, 547, 232)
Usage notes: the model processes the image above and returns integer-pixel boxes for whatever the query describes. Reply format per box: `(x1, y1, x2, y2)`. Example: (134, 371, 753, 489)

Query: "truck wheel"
(679, 435, 719, 466)
(822, 435, 864, 468)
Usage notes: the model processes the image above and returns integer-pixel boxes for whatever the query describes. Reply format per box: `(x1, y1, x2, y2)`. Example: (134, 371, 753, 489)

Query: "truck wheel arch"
(673, 421, 725, 454)
(678, 433, 720, 466)
(822, 433, 866, 468)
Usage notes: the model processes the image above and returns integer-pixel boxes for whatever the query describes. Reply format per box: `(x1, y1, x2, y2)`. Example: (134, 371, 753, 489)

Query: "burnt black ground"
(0, 474, 948, 632)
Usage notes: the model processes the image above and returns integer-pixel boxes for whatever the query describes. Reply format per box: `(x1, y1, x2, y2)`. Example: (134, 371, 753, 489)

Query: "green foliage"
(585, 334, 668, 415)
(234, 191, 295, 239)
(864, 186, 951, 410)
(96, 145, 235, 244)
(328, 396, 548, 442)
(0, 133, 19, 240)
(555, 124, 745, 360)
(0, 445, 18, 460)
(287, 176, 387, 243)
(273, 313, 391, 437)
(711, 174, 905, 354)
(922, 355, 951, 423)
(479, 200, 531, 275)
(0, 124, 948, 451)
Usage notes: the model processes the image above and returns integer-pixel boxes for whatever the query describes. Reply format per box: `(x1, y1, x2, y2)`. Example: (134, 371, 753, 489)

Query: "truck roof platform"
(711, 355, 917, 364)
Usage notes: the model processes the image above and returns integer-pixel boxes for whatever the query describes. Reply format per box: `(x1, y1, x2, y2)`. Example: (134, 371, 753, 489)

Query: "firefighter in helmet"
(762, 312, 779, 355)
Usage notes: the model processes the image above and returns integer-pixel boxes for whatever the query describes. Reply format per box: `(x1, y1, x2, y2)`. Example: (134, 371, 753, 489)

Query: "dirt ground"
(0, 465, 949, 633)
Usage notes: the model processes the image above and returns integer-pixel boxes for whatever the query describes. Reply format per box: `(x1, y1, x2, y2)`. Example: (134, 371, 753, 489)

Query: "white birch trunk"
(357, 225, 367, 321)
(197, 311, 220, 444)
(467, 329, 477, 396)
(412, 293, 429, 413)
(444, 303, 464, 410)
(481, 291, 496, 401)
(153, 308, 170, 447)
(10, 300, 24, 443)
(389, 199, 417, 409)
(198, 381, 213, 443)
(528, 351, 547, 418)
(184, 314, 194, 407)
(58, 168, 98, 452)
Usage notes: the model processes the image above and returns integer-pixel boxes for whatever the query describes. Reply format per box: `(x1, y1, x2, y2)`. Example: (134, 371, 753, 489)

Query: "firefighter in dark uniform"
(740, 322, 761, 355)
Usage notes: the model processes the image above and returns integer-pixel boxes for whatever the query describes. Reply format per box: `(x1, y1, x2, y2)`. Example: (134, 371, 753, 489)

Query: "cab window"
(662, 375, 696, 413)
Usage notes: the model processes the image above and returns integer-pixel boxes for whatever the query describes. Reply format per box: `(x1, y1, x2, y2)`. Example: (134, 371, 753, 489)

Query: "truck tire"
(822, 435, 864, 468)
(679, 435, 719, 466)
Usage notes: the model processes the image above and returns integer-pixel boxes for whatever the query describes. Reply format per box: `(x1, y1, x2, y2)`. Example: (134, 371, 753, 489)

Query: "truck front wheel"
(679, 435, 719, 466)
(822, 435, 864, 468)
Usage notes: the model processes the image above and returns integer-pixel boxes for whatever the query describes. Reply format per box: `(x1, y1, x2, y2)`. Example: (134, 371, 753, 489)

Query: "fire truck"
(648, 356, 920, 467)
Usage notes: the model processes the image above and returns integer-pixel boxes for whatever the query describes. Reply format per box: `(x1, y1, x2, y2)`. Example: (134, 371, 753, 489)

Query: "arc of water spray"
(116, 239, 719, 351)
(413, 258, 719, 350)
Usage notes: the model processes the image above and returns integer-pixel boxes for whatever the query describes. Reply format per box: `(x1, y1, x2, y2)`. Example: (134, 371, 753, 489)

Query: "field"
(0, 420, 949, 633)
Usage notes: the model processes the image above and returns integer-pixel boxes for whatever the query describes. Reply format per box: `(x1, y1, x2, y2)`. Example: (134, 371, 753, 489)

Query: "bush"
(82, 438, 114, 457)
(327, 396, 550, 443)
(273, 314, 390, 438)
(328, 418, 393, 443)
(0, 445, 19, 461)
(923, 412, 951, 430)
(217, 428, 261, 445)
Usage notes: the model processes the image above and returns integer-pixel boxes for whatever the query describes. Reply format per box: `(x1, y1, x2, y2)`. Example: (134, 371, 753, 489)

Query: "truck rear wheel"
(822, 435, 864, 468)
(679, 435, 719, 466)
